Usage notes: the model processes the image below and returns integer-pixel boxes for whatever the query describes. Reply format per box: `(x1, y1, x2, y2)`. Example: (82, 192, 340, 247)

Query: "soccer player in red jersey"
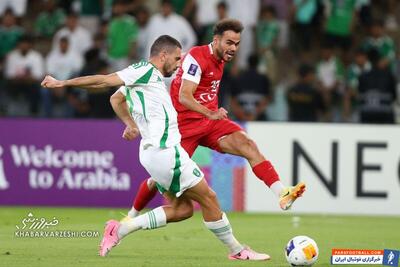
(128, 19, 305, 219)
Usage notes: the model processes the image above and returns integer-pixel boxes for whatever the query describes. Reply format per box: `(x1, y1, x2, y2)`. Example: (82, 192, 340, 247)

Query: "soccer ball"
(285, 236, 319, 266)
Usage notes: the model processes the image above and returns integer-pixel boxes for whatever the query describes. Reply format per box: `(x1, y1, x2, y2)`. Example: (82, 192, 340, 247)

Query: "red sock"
(252, 160, 280, 187)
(132, 178, 158, 211)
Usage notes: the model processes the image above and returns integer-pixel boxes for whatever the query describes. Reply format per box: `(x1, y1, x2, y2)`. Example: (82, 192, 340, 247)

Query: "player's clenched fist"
(41, 75, 65, 89)
(207, 108, 228, 120)
(122, 126, 140, 141)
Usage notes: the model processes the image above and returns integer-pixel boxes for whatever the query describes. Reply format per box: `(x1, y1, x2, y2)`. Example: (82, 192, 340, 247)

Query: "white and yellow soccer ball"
(285, 236, 319, 266)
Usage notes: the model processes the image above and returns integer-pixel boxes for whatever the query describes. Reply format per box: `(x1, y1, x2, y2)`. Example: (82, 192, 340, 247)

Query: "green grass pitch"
(0, 207, 399, 267)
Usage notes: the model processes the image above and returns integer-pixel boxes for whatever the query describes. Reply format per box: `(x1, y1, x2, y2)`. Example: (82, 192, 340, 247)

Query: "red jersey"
(170, 44, 225, 122)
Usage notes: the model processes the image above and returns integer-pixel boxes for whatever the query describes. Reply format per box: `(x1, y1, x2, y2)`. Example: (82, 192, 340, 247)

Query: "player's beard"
(216, 44, 234, 62)
(163, 62, 175, 77)
(215, 45, 225, 61)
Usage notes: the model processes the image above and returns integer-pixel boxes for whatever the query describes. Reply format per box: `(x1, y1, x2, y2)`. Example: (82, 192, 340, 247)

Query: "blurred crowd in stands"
(0, 0, 399, 124)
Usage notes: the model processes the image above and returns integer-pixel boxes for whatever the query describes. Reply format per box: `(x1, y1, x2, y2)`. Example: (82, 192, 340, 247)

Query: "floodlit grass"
(1, 207, 399, 267)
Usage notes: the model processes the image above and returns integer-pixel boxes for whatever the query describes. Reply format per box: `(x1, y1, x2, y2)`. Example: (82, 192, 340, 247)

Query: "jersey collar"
(149, 61, 164, 78)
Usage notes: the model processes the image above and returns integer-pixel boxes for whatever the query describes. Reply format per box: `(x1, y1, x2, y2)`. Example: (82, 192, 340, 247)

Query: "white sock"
(128, 207, 139, 218)
(271, 181, 286, 198)
(204, 213, 244, 255)
(118, 207, 167, 239)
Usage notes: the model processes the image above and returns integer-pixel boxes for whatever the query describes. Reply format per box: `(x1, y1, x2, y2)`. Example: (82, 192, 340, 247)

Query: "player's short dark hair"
(213, 19, 243, 36)
(150, 35, 182, 57)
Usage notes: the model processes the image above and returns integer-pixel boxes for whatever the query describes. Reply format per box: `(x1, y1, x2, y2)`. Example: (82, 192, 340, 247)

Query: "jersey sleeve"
(117, 86, 128, 96)
(116, 63, 153, 86)
(181, 48, 205, 84)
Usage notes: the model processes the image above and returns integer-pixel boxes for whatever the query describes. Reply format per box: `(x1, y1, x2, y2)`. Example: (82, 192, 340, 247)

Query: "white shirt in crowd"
(5, 49, 44, 80)
(0, 0, 27, 16)
(195, 0, 219, 27)
(52, 26, 93, 56)
(46, 48, 84, 80)
(142, 13, 196, 58)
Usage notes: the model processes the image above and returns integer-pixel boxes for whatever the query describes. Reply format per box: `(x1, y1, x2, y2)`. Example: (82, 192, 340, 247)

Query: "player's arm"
(110, 90, 140, 140)
(41, 73, 124, 91)
(178, 50, 228, 120)
(179, 79, 228, 120)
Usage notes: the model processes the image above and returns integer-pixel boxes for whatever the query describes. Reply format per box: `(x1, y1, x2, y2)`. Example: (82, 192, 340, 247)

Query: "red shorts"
(178, 118, 244, 157)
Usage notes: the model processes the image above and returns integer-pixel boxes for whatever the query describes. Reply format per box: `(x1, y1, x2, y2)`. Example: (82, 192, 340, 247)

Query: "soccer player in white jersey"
(41, 35, 270, 261)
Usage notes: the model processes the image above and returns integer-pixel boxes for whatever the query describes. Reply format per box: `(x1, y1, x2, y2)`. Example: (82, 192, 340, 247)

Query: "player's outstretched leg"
(218, 131, 306, 210)
(183, 179, 270, 261)
(127, 177, 158, 218)
(100, 194, 193, 256)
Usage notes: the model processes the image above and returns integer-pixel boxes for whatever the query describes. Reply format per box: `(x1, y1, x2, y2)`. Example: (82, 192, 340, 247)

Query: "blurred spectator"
(136, 5, 151, 59)
(0, 9, 24, 59)
(107, 0, 139, 71)
(230, 54, 271, 121)
(34, 0, 66, 38)
(4, 36, 44, 115)
(90, 32, 108, 60)
(287, 64, 325, 122)
(226, 0, 260, 70)
(0, 0, 27, 17)
(52, 12, 93, 56)
(256, 5, 280, 85)
(384, 0, 398, 31)
(356, 0, 372, 28)
(200, 1, 228, 45)
(195, 0, 220, 43)
(361, 19, 396, 71)
(46, 37, 83, 80)
(323, 0, 357, 51)
(75, 0, 102, 33)
(262, 0, 291, 49)
(358, 49, 397, 124)
(316, 43, 345, 121)
(67, 59, 114, 118)
(171, 0, 195, 24)
(343, 48, 371, 122)
(290, 0, 318, 54)
(143, 0, 196, 57)
(86, 60, 115, 118)
(42, 37, 83, 117)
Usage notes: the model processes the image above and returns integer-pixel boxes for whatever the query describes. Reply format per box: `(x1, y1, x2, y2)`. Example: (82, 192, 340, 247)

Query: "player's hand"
(207, 108, 228, 120)
(122, 126, 140, 141)
(41, 75, 66, 89)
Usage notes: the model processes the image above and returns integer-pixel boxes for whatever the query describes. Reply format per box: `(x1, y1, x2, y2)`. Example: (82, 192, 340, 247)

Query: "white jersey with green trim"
(116, 61, 181, 148)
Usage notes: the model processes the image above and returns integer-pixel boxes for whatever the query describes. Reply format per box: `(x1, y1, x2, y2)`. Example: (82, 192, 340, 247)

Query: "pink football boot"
(99, 220, 121, 257)
(228, 246, 271, 261)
